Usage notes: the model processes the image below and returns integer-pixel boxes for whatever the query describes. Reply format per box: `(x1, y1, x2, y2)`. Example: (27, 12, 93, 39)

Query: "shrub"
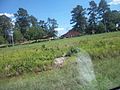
(107, 22, 116, 32)
(65, 47, 80, 57)
(0, 36, 5, 45)
(14, 30, 24, 43)
(96, 22, 105, 33)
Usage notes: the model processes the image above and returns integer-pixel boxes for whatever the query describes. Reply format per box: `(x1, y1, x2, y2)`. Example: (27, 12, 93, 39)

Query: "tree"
(71, 5, 87, 33)
(14, 8, 30, 37)
(87, 1, 98, 34)
(109, 10, 120, 25)
(0, 15, 13, 42)
(98, 0, 110, 32)
(0, 27, 3, 37)
(38, 20, 48, 38)
(97, 22, 105, 33)
(0, 36, 5, 45)
(46, 18, 58, 37)
(13, 28, 23, 43)
(29, 15, 38, 27)
(107, 22, 116, 32)
(100, 10, 120, 32)
(26, 26, 45, 40)
(39, 20, 47, 30)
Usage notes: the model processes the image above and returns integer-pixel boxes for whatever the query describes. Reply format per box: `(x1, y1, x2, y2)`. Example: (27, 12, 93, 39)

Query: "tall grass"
(0, 56, 120, 90)
(0, 31, 120, 77)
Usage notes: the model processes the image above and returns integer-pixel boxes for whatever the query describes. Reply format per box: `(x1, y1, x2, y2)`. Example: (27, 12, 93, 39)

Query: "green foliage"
(0, 36, 5, 45)
(107, 22, 116, 32)
(71, 0, 120, 34)
(29, 15, 38, 26)
(14, 8, 30, 36)
(13, 29, 23, 43)
(0, 15, 12, 31)
(46, 18, 58, 37)
(14, 8, 49, 41)
(66, 47, 80, 57)
(110, 10, 120, 24)
(96, 22, 105, 33)
(71, 5, 87, 33)
(25, 26, 45, 40)
(98, 0, 110, 18)
(14, 8, 58, 40)
(0, 15, 12, 44)
(87, 1, 98, 34)
(41, 44, 46, 49)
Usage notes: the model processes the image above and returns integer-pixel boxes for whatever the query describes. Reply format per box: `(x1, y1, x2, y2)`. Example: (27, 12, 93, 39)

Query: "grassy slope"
(0, 31, 120, 77)
(0, 31, 120, 90)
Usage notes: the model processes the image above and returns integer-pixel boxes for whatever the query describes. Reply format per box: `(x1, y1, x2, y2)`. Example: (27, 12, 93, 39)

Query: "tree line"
(0, 8, 58, 44)
(71, 0, 120, 34)
(0, 0, 120, 45)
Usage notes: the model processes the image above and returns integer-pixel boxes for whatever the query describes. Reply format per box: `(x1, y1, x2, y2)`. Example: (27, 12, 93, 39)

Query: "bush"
(25, 26, 46, 40)
(65, 47, 80, 57)
(14, 30, 24, 43)
(0, 36, 5, 45)
(107, 22, 116, 32)
(96, 22, 105, 33)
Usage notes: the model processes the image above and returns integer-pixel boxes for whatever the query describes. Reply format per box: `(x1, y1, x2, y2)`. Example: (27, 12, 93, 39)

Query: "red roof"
(61, 29, 80, 38)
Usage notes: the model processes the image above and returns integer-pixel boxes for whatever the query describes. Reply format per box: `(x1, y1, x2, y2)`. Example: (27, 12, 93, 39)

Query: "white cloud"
(0, 13, 14, 18)
(55, 27, 72, 36)
(55, 28, 65, 36)
(55, 28, 64, 31)
(109, 0, 120, 5)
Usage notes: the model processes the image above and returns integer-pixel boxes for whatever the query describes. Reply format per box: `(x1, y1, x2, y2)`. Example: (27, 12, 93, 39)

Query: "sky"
(0, 0, 120, 36)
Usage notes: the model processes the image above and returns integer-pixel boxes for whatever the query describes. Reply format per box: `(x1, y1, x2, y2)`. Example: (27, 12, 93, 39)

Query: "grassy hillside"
(0, 31, 120, 78)
(0, 31, 120, 90)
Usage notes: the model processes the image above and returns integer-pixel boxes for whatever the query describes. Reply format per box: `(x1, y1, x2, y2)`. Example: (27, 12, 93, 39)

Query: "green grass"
(0, 31, 120, 90)
(0, 56, 120, 90)
(0, 31, 120, 77)
(94, 56, 120, 90)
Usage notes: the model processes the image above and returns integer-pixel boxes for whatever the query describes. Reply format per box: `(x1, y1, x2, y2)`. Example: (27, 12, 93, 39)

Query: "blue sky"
(0, 0, 120, 36)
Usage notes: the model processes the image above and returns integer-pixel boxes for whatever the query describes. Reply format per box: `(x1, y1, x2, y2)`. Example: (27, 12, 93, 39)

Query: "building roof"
(61, 29, 80, 38)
